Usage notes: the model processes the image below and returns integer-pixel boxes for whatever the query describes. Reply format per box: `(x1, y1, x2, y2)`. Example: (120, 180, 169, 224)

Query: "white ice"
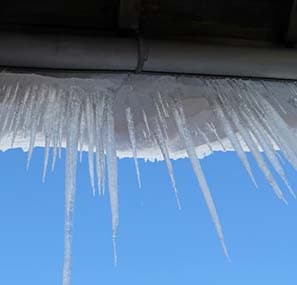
(0, 72, 296, 284)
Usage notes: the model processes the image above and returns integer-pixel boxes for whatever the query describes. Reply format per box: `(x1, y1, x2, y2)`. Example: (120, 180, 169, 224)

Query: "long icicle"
(168, 92, 230, 260)
(95, 92, 106, 196)
(151, 116, 181, 210)
(222, 90, 287, 203)
(63, 90, 81, 285)
(85, 95, 96, 195)
(212, 97, 258, 188)
(106, 92, 119, 266)
(3, 73, 297, 284)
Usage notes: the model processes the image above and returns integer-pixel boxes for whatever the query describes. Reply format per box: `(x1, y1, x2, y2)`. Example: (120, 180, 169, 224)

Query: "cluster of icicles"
(1, 72, 297, 285)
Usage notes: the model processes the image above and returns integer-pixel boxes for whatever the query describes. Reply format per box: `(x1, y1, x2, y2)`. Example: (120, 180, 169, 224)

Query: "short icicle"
(126, 106, 142, 188)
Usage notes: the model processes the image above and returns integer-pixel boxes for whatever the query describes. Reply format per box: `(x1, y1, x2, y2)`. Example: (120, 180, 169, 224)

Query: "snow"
(1, 72, 297, 283)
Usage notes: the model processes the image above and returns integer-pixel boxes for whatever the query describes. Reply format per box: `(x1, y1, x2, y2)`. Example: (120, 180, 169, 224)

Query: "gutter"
(0, 31, 297, 80)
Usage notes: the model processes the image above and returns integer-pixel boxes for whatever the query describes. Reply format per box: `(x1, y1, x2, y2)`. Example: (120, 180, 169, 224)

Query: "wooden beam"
(118, 0, 141, 31)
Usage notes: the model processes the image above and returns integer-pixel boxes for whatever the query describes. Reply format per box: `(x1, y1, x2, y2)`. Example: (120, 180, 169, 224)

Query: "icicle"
(95, 93, 106, 196)
(41, 87, 57, 182)
(153, 96, 169, 139)
(0, 84, 13, 108)
(125, 106, 142, 189)
(25, 86, 47, 170)
(263, 81, 288, 115)
(35, 85, 50, 134)
(243, 86, 297, 171)
(106, 93, 119, 266)
(168, 92, 230, 259)
(52, 141, 58, 172)
(151, 116, 181, 210)
(142, 109, 151, 138)
(58, 94, 67, 160)
(52, 89, 65, 171)
(63, 91, 81, 285)
(250, 82, 297, 156)
(212, 98, 258, 188)
(26, 87, 45, 170)
(197, 128, 214, 153)
(157, 91, 170, 118)
(206, 121, 226, 151)
(79, 110, 85, 163)
(1, 82, 20, 135)
(85, 94, 96, 195)
(10, 86, 31, 147)
(238, 81, 296, 197)
(79, 142, 84, 162)
(85, 95, 95, 188)
(221, 80, 289, 194)
(0, 84, 17, 141)
(42, 133, 50, 182)
(222, 92, 287, 203)
(240, 106, 295, 198)
(142, 129, 148, 139)
(5, 72, 297, 282)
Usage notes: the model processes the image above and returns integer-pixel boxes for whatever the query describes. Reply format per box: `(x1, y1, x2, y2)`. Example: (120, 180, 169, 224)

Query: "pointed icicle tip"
(112, 237, 118, 268)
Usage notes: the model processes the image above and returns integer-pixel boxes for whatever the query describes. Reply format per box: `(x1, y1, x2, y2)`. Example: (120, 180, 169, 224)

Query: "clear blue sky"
(0, 148, 296, 284)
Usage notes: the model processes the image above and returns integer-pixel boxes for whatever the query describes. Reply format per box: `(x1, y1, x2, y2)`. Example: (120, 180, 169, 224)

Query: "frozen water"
(151, 116, 181, 210)
(126, 106, 142, 188)
(63, 91, 81, 285)
(106, 93, 119, 266)
(211, 97, 258, 188)
(0, 72, 297, 283)
(168, 93, 229, 258)
(85, 95, 96, 195)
